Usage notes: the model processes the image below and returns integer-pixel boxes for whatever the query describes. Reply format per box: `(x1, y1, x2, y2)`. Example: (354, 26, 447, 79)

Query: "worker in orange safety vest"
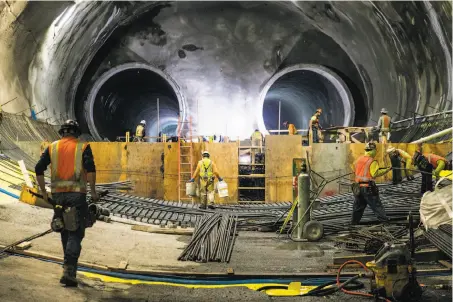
(377, 108, 391, 143)
(35, 120, 99, 287)
(351, 142, 392, 224)
(413, 151, 451, 194)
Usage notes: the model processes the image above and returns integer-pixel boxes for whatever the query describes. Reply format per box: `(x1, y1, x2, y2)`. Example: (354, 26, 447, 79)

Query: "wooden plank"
(163, 142, 180, 201)
(90, 142, 124, 184)
(15, 241, 32, 250)
(333, 248, 449, 265)
(265, 136, 303, 203)
(131, 224, 193, 235)
(438, 260, 452, 269)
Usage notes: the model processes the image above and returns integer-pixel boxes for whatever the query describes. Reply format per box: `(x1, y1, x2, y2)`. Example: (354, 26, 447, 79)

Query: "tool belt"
(62, 206, 79, 231)
(352, 182, 379, 196)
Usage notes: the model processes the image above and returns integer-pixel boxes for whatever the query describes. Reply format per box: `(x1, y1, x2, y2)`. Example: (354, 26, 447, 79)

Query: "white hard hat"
(386, 147, 396, 154)
(202, 150, 210, 157)
(140, 120, 146, 124)
(380, 108, 388, 114)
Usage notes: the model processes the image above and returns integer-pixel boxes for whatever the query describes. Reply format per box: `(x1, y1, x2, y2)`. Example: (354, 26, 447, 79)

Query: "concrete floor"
(0, 194, 451, 301)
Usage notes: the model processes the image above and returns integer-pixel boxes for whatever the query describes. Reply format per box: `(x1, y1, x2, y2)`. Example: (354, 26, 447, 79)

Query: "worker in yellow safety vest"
(283, 121, 297, 135)
(351, 142, 392, 224)
(250, 129, 263, 164)
(377, 108, 391, 143)
(35, 120, 99, 287)
(309, 108, 323, 143)
(189, 151, 223, 209)
(134, 120, 146, 142)
(386, 147, 415, 184)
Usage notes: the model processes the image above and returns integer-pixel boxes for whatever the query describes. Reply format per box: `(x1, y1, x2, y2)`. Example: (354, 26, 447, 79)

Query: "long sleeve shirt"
(365, 151, 391, 178)
(192, 160, 220, 179)
(35, 144, 96, 176)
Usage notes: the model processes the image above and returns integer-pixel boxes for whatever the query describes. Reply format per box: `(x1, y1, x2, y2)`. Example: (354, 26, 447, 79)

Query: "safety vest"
(135, 125, 144, 137)
(199, 158, 213, 178)
(395, 149, 411, 162)
(252, 131, 262, 140)
(49, 137, 87, 193)
(425, 153, 446, 168)
(355, 155, 375, 186)
(288, 124, 296, 135)
(311, 115, 319, 127)
(379, 115, 391, 131)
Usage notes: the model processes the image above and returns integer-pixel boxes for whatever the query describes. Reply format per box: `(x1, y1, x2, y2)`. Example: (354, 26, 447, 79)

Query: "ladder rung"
(180, 172, 192, 174)
(180, 163, 191, 165)
(181, 146, 191, 148)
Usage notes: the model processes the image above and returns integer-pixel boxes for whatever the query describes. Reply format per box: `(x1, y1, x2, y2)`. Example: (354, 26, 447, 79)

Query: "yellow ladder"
(178, 116, 193, 203)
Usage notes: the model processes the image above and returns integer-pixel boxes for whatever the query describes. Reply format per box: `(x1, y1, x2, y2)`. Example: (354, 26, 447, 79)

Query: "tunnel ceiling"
(0, 1, 451, 139)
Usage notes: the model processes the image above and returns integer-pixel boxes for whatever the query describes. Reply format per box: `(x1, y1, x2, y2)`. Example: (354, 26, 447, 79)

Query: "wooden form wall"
(85, 141, 450, 202)
(163, 142, 238, 203)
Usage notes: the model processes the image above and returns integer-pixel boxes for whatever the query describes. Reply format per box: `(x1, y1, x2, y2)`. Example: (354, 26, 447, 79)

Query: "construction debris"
(178, 213, 238, 263)
(425, 224, 452, 259)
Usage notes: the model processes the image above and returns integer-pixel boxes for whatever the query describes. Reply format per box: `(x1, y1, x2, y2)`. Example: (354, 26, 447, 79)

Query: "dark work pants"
(420, 164, 434, 194)
(312, 127, 319, 143)
(351, 187, 389, 224)
(389, 155, 403, 184)
(53, 193, 88, 267)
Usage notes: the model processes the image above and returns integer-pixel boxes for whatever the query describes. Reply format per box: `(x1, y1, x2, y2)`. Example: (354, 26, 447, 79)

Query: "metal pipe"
(411, 127, 453, 144)
(157, 98, 160, 137)
(278, 101, 281, 135)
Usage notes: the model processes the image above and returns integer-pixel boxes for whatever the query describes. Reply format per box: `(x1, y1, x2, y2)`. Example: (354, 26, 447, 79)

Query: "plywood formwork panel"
(265, 136, 303, 203)
(202, 142, 238, 204)
(90, 142, 124, 184)
(126, 143, 164, 198)
(163, 142, 179, 201)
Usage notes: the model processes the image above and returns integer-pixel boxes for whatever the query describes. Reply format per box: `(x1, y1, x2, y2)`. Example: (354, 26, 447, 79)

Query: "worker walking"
(35, 120, 99, 287)
(309, 108, 323, 143)
(377, 108, 391, 143)
(386, 147, 415, 184)
(134, 120, 146, 142)
(250, 129, 263, 164)
(283, 121, 297, 135)
(189, 151, 223, 209)
(412, 151, 451, 194)
(351, 142, 391, 225)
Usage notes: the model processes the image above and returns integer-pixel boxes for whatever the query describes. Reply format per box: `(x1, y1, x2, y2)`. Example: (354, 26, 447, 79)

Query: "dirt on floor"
(0, 194, 451, 302)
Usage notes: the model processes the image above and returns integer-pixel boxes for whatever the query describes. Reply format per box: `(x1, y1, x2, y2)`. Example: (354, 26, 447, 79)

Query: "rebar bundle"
(424, 224, 452, 259)
(178, 213, 238, 263)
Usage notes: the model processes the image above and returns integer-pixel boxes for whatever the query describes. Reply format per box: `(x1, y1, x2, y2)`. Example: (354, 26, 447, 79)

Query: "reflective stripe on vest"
(49, 139, 87, 193)
(136, 125, 144, 137)
(199, 158, 213, 178)
(355, 156, 374, 186)
(426, 153, 446, 169)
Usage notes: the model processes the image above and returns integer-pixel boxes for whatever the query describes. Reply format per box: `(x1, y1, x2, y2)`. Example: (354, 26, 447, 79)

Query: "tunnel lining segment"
(86, 62, 186, 141)
(256, 64, 355, 135)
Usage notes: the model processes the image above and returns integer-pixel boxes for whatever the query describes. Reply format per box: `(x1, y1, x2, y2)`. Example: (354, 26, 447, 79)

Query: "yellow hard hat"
(386, 147, 396, 154)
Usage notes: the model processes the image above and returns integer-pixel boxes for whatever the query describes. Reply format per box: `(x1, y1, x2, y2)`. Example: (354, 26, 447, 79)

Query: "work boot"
(199, 204, 207, 210)
(208, 203, 215, 209)
(407, 176, 415, 181)
(60, 264, 78, 287)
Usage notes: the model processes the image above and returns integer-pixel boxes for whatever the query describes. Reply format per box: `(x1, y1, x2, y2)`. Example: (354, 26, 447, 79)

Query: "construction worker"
(309, 108, 323, 143)
(134, 120, 146, 142)
(386, 147, 415, 184)
(250, 129, 263, 164)
(189, 151, 223, 209)
(283, 121, 297, 135)
(351, 142, 391, 225)
(377, 108, 391, 143)
(35, 120, 99, 287)
(412, 151, 450, 194)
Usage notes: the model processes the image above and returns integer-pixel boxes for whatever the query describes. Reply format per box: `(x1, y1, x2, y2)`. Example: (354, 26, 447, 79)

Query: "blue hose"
(0, 188, 19, 199)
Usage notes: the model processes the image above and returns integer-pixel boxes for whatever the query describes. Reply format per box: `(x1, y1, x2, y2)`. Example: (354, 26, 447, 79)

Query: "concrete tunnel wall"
(0, 1, 451, 140)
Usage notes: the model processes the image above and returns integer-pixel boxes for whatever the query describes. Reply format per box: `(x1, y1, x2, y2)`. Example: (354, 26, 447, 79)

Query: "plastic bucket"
(186, 182, 196, 197)
(217, 181, 229, 198)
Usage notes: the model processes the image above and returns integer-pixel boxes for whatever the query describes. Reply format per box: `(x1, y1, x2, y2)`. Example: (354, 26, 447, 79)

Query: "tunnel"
(0, 1, 450, 140)
(259, 65, 354, 133)
(86, 63, 183, 141)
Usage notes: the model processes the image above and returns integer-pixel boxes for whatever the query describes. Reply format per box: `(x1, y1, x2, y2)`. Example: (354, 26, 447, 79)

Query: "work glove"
(189, 178, 195, 183)
(218, 177, 224, 182)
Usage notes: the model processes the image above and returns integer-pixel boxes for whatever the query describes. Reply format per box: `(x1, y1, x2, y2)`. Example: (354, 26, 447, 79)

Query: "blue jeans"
(53, 193, 87, 266)
(351, 187, 388, 224)
(312, 127, 319, 143)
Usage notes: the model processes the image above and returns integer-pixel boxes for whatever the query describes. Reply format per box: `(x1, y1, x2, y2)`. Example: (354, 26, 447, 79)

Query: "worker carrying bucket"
(189, 151, 224, 209)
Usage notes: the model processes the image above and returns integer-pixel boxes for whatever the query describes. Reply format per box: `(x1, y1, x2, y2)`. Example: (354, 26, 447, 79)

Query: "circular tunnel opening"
(86, 63, 184, 141)
(258, 65, 355, 134)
